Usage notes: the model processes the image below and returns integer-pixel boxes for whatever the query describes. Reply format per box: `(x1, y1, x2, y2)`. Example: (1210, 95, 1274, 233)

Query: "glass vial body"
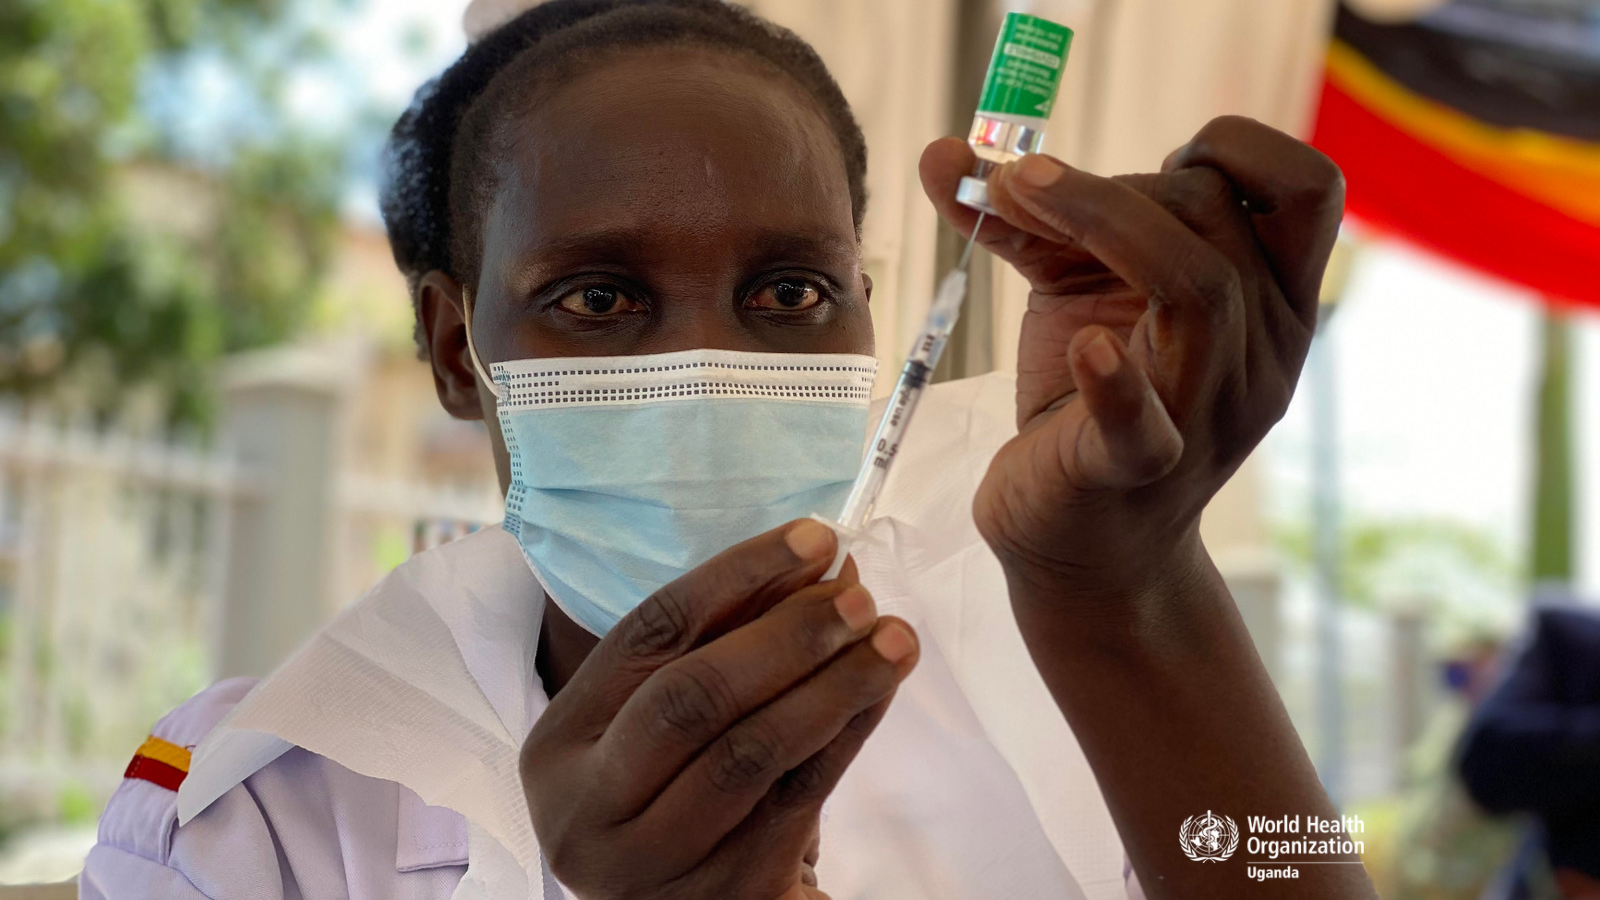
(957, 13, 1074, 215)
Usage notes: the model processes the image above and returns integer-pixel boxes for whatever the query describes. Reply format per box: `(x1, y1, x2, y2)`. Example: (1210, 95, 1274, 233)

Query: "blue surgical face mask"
(464, 321, 874, 635)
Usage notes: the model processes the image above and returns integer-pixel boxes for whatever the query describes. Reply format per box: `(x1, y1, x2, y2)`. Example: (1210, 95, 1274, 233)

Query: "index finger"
(1165, 116, 1346, 325)
(550, 520, 843, 737)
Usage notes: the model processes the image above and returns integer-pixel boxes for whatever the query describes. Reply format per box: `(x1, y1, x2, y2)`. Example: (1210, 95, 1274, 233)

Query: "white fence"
(0, 409, 239, 810)
(0, 374, 500, 828)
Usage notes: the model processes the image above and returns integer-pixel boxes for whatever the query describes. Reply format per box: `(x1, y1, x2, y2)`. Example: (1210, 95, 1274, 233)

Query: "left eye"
(748, 278, 823, 311)
(556, 285, 646, 317)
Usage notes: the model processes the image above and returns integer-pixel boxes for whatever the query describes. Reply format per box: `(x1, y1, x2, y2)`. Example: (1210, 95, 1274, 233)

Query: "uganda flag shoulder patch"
(125, 735, 192, 792)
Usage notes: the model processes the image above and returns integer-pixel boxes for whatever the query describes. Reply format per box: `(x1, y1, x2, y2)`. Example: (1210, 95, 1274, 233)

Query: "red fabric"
(1311, 76, 1600, 310)
(124, 754, 188, 792)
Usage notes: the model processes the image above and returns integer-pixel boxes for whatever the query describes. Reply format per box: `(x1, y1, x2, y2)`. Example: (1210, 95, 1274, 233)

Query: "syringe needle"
(957, 212, 985, 271)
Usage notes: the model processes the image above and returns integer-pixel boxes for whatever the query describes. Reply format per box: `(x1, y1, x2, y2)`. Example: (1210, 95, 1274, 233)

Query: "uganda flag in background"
(1311, 0, 1600, 309)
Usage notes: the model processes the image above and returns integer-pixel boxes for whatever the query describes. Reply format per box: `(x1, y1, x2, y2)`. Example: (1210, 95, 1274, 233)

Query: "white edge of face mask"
(491, 349, 880, 381)
(508, 536, 613, 638)
(462, 291, 505, 401)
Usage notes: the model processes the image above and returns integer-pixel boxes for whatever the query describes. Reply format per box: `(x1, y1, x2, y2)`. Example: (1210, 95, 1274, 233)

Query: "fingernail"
(1083, 331, 1121, 378)
(872, 622, 917, 663)
(834, 585, 877, 633)
(1015, 154, 1065, 188)
(785, 520, 835, 562)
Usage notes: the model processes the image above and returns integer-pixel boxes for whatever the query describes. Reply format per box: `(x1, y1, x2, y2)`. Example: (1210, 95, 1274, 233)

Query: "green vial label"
(976, 13, 1074, 120)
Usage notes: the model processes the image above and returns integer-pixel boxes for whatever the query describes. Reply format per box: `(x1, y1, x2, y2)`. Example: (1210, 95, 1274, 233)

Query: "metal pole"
(1310, 313, 1345, 805)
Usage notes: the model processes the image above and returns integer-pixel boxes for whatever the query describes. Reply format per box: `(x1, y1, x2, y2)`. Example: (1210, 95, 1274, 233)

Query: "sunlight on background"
(1271, 238, 1600, 605)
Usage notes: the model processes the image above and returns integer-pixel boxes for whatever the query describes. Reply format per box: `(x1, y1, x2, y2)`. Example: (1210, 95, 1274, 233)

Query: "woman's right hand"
(519, 520, 919, 900)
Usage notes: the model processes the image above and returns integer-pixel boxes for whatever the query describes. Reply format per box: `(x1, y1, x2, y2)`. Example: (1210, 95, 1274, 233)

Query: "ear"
(417, 270, 488, 421)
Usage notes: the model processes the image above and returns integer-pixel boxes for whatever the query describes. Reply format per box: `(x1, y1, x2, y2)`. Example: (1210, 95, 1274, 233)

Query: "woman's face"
(419, 45, 873, 486)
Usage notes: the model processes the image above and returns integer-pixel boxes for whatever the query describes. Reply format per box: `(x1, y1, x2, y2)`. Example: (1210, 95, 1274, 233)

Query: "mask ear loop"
(462, 289, 504, 401)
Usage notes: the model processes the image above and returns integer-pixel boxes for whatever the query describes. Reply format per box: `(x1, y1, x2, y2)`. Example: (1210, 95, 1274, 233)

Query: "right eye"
(556, 286, 645, 317)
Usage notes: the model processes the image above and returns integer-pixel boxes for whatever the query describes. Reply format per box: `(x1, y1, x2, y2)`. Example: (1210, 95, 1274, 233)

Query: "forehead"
(483, 45, 855, 264)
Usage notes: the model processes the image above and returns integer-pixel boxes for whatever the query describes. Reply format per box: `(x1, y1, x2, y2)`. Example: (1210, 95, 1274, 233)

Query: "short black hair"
(379, 0, 869, 356)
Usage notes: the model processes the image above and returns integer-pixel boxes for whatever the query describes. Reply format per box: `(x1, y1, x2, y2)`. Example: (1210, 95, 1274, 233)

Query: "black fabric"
(1459, 605, 1600, 878)
(1334, 2, 1600, 142)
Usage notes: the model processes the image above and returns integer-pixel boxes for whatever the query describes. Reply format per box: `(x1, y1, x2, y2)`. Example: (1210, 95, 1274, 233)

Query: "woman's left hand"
(919, 116, 1344, 608)
(920, 120, 1373, 900)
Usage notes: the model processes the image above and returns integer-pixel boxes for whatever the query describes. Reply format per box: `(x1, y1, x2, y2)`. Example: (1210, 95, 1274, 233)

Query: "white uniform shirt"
(82, 373, 1143, 900)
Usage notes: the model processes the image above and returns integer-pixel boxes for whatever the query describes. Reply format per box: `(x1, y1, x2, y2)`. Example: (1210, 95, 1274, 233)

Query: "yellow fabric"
(135, 735, 192, 773)
(1326, 40, 1600, 225)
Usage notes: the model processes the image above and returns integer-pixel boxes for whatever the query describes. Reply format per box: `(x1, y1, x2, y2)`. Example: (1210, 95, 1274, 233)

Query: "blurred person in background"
(1459, 602, 1600, 900)
(79, 1, 1366, 899)
(1391, 635, 1561, 900)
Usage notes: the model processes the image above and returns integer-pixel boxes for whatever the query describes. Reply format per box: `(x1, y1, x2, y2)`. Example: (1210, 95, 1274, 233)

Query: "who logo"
(1179, 811, 1239, 862)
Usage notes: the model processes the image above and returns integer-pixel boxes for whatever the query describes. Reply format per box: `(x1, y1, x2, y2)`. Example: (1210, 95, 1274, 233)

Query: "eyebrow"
(523, 228, 656, 269)
(513, 226, 858, 282)
(741, 229, 859, 265)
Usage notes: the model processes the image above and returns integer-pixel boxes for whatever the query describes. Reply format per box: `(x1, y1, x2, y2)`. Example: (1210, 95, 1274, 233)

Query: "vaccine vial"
(957, 12, 1075, 215)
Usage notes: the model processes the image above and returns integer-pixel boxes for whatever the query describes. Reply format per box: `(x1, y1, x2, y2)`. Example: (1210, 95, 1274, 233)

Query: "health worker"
(82, 2, 1368, 899)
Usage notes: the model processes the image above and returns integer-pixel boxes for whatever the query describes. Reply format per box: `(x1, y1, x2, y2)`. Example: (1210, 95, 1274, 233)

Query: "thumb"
(981, 154, 1080, 245)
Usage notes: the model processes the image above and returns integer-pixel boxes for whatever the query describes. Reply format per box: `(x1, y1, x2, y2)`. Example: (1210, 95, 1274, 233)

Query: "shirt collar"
(180, 526, 552, 872)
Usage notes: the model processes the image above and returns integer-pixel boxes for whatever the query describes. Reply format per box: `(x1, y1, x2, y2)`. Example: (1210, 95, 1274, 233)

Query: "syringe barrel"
(835, 356, 936, 530)
(831, 273, 967, 533)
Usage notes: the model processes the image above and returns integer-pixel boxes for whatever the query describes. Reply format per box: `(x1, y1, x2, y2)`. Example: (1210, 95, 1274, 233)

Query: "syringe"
(816, 215, 985, 580)
(812, 10, 1074, 578)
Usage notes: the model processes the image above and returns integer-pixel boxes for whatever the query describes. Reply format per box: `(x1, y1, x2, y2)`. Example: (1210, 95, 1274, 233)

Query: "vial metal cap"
(957, 176, 999, 216)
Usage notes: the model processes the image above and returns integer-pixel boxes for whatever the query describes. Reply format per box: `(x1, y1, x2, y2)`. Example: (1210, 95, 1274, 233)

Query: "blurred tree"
(1275, 517, 1519, 614)
(0, 0, 342, 427)
(1529, 310, 1573, 586)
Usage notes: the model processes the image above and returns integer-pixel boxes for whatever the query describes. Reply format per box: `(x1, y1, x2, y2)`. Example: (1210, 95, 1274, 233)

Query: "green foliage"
(213, 144, 342, 350)
(56, 779, 98, 825)
(0, 0, 342, 427)
(1273, 516, 1519, 614)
